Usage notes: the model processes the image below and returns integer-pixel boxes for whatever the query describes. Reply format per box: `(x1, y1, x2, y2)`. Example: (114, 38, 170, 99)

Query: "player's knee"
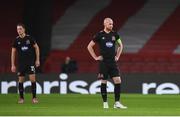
(18, 80, 24, 83)
(29, 77, 36, 82)
(18, 77, 24, 83)
(101, 80, 107, 84)
(113, 77, 121, 84)
(29, 78, 36, 82)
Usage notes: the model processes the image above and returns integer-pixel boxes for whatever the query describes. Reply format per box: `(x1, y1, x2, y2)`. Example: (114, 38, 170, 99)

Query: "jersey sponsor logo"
(106, 42, 113, 48)
(21, 46, 28, 51)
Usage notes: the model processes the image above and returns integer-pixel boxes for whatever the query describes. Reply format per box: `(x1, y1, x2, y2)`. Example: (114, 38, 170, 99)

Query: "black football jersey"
(12, 35, 36, 66)
(93, 30, 121, 62)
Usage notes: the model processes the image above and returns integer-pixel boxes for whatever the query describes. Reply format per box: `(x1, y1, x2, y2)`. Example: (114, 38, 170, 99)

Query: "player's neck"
(19, 33, 26, 38)
(104, 28, 111, 33)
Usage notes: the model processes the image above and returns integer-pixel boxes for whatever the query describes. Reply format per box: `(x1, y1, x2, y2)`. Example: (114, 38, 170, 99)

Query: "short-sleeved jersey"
(93, 30, 121, 62)
(12, 35, 36, 66)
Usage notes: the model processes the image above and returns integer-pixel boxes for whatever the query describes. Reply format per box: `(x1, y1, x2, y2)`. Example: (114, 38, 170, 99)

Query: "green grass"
(0, 94, 180, 116)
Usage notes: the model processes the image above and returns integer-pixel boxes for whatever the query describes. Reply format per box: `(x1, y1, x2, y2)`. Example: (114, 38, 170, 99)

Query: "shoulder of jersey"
(100, 30, 103, 33)
(16, 35, 30, 39)
(111, 30, 116, 33)
(113, 31, 119, 35)
(99, 30, 104, 34)
(16, 36, 20, 39)
(26, 35, 32, 39)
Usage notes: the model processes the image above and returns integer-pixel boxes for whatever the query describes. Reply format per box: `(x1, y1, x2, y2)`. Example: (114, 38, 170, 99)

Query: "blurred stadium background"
(0, 0, 180, 73)
(0, 0, 180, 115)
(1, 0, 180, 94)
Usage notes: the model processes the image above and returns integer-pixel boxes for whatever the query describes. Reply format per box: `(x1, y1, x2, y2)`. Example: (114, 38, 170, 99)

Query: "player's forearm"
(116, 44, 123, 59)
(11, 49, 16, 66)
(87, 45, 98, 60)
(35, 45, 40, 61)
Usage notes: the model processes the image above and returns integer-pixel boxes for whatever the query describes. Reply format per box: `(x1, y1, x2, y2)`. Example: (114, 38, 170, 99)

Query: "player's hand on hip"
(95, 56, 103, 61)
(11, 65, 16, 73)
(115, 56, 119, 61)
(35, 60, 40, 67)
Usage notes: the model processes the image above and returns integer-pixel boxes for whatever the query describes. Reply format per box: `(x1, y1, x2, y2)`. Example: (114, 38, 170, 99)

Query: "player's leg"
(110, 64, 127, 109)
(101, 78, 109, 108)
(112, 76, 127, 109)
(18, 75, 25, 104)
(29, 74, 38, 103)
(109, 63, 121, 104)
(28, 66, 38, 103)
(17, 65, 26, 104)
(99, 61, 109, 108)
(29, 74, 36, 98)
(112, 76, 121, 102)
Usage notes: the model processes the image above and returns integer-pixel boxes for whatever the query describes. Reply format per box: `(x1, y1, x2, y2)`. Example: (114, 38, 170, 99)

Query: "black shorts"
(17, 65, 36, 76)
(98, 61, 120, 80)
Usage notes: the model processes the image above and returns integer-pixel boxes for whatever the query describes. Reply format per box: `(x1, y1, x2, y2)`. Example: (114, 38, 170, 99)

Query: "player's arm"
(33, 43, 40, 67)
(87, 40, 103, 61)
(11, 47, 16, 72)
(115, 38, 123, 61)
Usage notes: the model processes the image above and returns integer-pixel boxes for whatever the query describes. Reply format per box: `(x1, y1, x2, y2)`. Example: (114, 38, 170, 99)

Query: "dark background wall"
(23, 0, 52, 72)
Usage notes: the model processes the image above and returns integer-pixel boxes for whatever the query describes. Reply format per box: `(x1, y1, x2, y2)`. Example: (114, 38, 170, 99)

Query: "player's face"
(17, 26, 25, 35)
(105, 20, 113, 31)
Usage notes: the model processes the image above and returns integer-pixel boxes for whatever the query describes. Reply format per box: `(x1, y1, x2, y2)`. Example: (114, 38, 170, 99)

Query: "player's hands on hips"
(11, 65, 16, 73)
(35, 60, 40, 67)
(95, 56, 103, 61)
(115, 56, 119, 61)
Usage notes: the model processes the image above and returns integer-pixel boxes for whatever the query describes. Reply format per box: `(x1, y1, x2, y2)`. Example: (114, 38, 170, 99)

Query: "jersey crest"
(26, 40, 30, 45)
(18, 42, 21, 45)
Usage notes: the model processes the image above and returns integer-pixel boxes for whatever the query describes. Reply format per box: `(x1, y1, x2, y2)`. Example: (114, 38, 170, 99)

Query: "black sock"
(101, 83, 107, 102)
(114, 83, 121, 102)
(18, 82, 24, 99)
(31, 82, 36, 98)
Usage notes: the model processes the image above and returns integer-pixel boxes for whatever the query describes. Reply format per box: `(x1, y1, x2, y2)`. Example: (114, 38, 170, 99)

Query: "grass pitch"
(0, 94, 180, 116)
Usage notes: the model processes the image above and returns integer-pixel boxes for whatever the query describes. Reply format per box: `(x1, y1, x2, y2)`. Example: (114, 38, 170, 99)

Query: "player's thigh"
(101, 79, 107, 84)
(98, 73, 109, 80)
(112, 76, 121, 84)
(17, 65, 26, 82)
(109, 65, 121, 84)
(27, 65, 36, 82)
(28, 65, 36, 74)
(99, 61, 108, 74)
(98, 61, 109, 80)
(29, 74, 36, 82)
(18, 76, 25, 83)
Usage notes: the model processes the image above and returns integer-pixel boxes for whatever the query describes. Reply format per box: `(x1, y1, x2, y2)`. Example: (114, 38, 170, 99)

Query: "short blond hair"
(103, 18, 113, 25)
